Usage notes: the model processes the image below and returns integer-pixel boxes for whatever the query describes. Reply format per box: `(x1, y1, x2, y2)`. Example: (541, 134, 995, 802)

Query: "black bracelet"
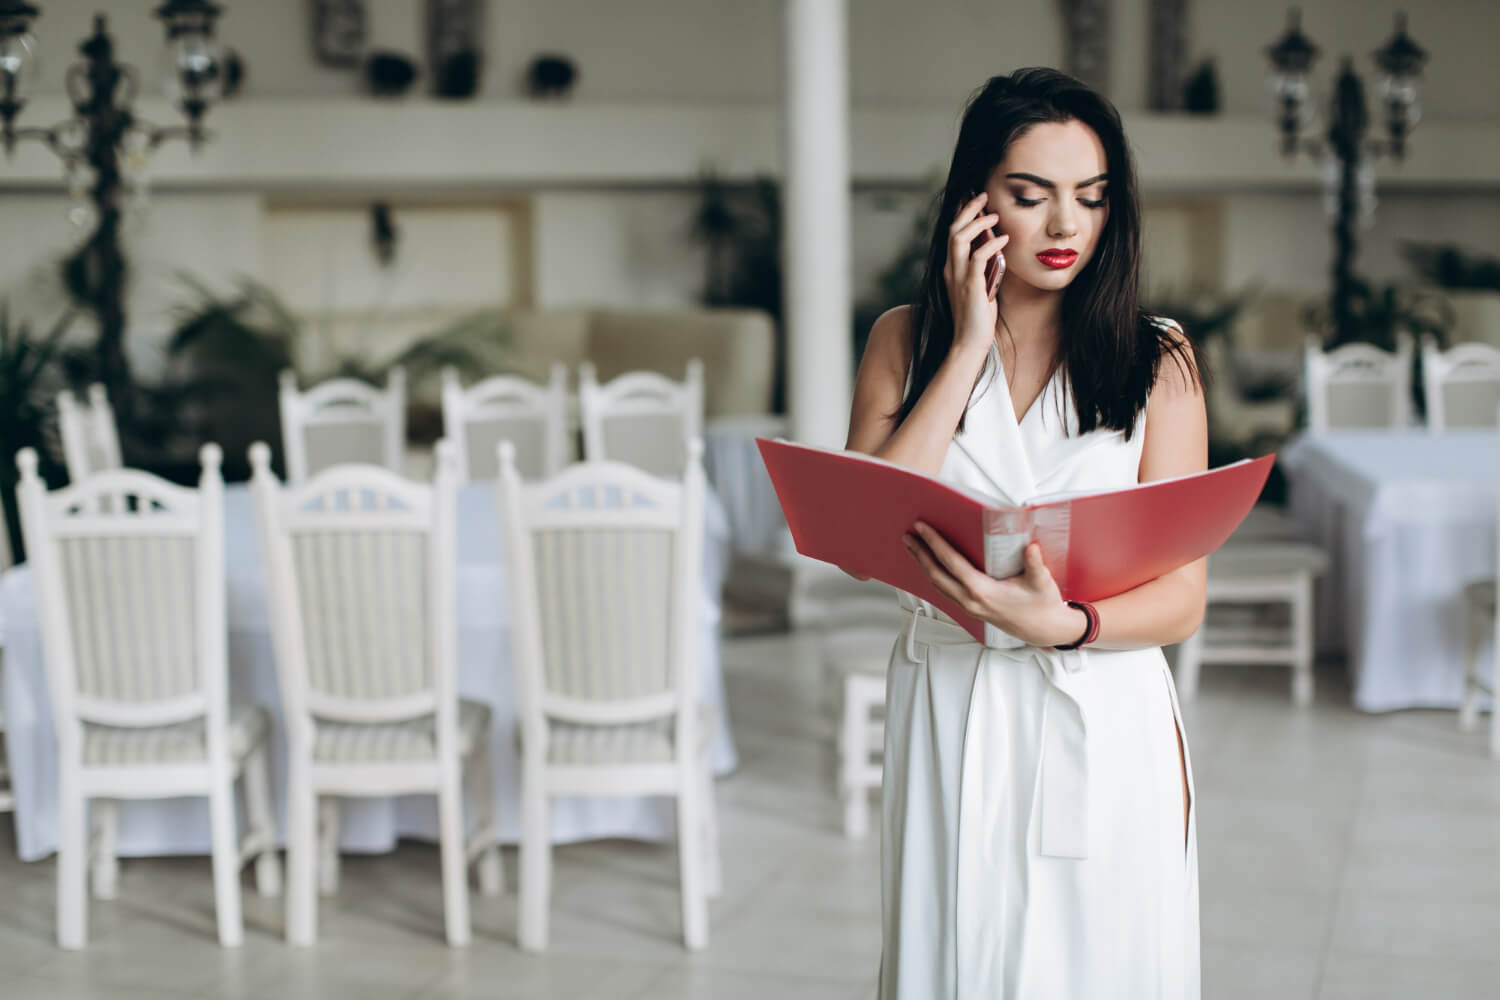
(1055, 600, 1097, 651)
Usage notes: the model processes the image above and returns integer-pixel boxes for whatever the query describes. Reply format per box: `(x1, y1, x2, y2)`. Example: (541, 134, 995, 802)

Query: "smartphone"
(966, 190, 1003, 299)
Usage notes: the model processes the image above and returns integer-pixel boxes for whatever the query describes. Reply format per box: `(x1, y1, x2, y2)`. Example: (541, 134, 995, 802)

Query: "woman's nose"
(1048, 203, 1080, 240)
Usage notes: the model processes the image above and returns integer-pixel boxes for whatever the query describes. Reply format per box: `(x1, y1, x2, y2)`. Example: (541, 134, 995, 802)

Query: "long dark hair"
(898, 67, 1200, 438)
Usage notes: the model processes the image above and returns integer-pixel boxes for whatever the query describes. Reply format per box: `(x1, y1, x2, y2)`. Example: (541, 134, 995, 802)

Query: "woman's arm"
(1076, 330, 1209, 649)
(845, 306, 989, 474)
(846, 192, 1008, 475)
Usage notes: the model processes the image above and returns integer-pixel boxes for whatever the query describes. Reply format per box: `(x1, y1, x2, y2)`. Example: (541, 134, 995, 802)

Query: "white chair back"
(1421, 337, 1500, 431)
(579, 359, 703, 479)
(56, 384, 124, 483)
(278, 368, 406, 485)
(441, 364, 568, 482)
(1304, 334, 1413, 432)
(15, 444, 227, 754)
(249, 440, 458, 748)
(497, 438, 705, 754)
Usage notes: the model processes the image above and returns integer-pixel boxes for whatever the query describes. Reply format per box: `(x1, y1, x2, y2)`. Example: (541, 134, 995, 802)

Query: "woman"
(847, 68, 1205, 998)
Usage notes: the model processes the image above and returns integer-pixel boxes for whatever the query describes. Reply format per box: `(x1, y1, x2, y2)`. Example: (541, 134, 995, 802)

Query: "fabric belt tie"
(903, 611, 1091, 860)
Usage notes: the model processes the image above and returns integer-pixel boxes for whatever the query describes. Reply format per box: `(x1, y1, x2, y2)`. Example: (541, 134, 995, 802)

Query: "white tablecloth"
(1281, 430, 1497, 712)
(704, 416, 788, 556)
(1, 483, 736, 863)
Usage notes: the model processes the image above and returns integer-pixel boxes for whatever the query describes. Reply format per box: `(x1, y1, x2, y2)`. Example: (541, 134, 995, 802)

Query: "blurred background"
(0, 2, 1497, 998)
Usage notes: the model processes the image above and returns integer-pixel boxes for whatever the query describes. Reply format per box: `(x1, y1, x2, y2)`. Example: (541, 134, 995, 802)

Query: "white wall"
(1222, 191, 1500, 293)
(4, 0, 1498, 379)
(532, 191, 706, 309)
(0, 193, 263, 370)
(25, 1, 1498, 118)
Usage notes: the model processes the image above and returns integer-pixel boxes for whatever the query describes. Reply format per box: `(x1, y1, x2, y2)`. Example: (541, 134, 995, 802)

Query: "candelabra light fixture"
(0, 0, 230, 435)
(1265, 8, 1427, 348)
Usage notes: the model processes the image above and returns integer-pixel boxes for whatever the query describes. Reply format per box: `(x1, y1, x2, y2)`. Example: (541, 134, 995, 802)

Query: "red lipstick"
(1037, 249, 1078, 270)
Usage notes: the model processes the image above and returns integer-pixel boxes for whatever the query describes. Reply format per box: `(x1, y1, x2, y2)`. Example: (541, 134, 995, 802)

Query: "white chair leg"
(518, 766, 551, 952)
(468, 743, 503, 897)
(242, 746, 282, 897)
(317, 798, 340, 897)
(57, 787, 88, 949)
(676, 778, 709, 951)
(1291, 577, 1315, 708)
(1461, 603, 1484, 731)
(1175, 627, 1203, 702)
(840, 674, 869, 839)
(207, 775, 245, 948)
(285, 771, 317, 946)
(846, 677, 876, 839)
(700, 760, 721, 900)
(90, 799, 119, 900)
(437, 767, 472, 947)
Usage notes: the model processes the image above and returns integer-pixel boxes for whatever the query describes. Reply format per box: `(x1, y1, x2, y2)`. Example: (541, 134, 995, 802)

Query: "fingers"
(978, 231, 1010, 297)
(948, 190, 988, 232)
(1023, 542, 1047, 575)
(1021, 542, 1061, 596)
(904, 533, 973, 609)
(951, 212, 1001, 249)
(911, 523, 988, 592)
(978, 231, 1011, 262)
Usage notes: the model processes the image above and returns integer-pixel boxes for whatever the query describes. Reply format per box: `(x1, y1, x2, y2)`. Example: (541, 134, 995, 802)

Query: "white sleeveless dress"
(878, 340, 1201, 999)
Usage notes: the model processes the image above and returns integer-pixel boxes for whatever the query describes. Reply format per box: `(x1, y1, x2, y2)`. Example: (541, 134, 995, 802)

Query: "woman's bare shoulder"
(1146, 314, 1201, 401)
(862, 305, 915, 376)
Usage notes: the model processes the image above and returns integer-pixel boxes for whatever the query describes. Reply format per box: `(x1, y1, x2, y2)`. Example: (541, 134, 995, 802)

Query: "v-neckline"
(990, 343, 1057, 429)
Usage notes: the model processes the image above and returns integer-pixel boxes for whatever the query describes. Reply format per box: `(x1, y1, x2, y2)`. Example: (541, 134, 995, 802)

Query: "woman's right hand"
(943, 192, 1009, 355)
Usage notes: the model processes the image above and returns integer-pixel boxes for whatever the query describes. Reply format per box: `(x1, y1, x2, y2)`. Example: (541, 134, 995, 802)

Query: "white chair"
(579, 359, 704, 479)
(440, 363, 568, 481)
(249, 439, 500, 947)
(15, 443, 280, 949)
(1421, 337, 1500, 431)
(56, 384, 123, 483)
(278, 368, 406, 485)
(498, 437, 719, 952)
(1174, 505, 1329, 707)
(820, 627, 894, 840)
(813, 590, 905, 840)
(1304, 333, 1414, 432)
(1460, 407, 1500, 757)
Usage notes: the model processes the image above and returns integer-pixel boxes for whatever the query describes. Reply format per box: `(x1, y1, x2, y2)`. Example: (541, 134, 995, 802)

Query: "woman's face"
(983, 119, 1111, 295)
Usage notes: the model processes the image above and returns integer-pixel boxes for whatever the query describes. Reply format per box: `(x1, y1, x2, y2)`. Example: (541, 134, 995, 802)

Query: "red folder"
(757, 439, 1274, 641)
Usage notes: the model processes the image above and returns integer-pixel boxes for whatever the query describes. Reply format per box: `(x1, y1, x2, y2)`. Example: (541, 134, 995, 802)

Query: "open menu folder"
(757, 438, 1275, 642)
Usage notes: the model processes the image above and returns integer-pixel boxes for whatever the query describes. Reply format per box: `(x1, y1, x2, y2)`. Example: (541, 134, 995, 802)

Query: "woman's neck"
(994, 283, 1064, 359)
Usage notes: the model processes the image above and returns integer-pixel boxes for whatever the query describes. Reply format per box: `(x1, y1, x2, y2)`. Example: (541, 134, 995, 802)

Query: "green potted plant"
(1302, 276, 1452, 353)
(160, 275, 509, 479)
(1401, 241, 1500, 349)
(0, 302, 76, 561)
(689, 170, 785, 411)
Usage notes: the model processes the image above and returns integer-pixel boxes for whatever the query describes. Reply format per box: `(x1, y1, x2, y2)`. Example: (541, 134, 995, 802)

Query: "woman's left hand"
(903, 522, 1084, 648)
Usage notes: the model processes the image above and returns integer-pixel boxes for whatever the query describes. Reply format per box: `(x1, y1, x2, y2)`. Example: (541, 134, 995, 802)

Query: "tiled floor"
(1, 630, 1498, 998)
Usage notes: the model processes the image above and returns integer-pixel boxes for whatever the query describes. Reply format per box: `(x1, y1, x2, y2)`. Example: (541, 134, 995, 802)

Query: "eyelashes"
(1013, 196, 1108, 209)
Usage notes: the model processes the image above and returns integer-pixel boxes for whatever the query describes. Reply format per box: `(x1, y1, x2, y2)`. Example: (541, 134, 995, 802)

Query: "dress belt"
(903, 610, 1092, 860)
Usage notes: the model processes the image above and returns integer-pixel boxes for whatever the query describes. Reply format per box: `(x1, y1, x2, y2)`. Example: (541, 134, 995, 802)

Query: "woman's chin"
(1008, 266, 1079, 294)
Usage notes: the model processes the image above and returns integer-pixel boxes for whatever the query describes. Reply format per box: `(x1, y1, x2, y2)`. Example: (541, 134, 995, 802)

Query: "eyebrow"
(1004, 172, 1109, 189)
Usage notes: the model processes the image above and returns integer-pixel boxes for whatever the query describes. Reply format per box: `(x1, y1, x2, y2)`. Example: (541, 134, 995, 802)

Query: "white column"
(779, 0, 873, 628)
(783, 0, 853, 449)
